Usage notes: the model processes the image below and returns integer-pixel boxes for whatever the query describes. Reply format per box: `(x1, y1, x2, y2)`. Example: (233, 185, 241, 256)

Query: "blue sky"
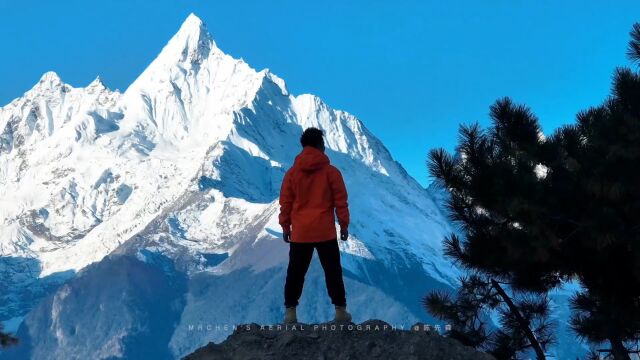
(1, 1, 639, 186)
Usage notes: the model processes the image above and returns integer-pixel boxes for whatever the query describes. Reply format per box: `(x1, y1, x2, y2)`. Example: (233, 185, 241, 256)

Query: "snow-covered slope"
(0, 13, 544, 359)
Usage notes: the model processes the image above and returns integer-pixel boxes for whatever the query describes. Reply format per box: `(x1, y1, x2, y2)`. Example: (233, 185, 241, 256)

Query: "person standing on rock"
(278, 127, 352, 324)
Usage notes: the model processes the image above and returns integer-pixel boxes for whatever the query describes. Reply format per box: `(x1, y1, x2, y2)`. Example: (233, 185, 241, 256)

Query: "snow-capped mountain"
(0, 14, 459, 359)
(0, 14, 583, 359)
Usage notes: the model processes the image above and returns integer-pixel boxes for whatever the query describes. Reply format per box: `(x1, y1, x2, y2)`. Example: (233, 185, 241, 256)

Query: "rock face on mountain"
(184, 320, 495, 360)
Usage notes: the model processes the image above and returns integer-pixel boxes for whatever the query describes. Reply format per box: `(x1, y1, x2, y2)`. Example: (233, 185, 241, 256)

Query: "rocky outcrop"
(184, 320, 495, 360)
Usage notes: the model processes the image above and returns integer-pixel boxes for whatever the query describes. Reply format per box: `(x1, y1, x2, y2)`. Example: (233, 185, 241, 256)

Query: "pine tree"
(538, 23, 640, 360)
(425, 98, 560, 359)
(424, 274, 554, 359)
(425, 23, 640, 360)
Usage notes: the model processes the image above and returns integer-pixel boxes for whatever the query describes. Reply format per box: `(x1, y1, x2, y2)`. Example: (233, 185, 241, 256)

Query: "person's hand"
(283, 232, 291, 243)
(340, 229, 349, 241)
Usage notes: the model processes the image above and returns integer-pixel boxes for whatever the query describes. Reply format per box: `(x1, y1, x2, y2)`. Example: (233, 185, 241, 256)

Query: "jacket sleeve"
(329, 167, 350, 231)
(278, 170, 294, 234)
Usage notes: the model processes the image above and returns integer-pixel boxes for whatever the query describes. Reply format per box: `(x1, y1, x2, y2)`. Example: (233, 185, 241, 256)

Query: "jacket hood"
(293, 146, 330, 172)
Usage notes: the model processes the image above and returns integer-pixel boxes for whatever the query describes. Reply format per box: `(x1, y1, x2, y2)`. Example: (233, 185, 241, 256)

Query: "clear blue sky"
(2, 1, 639, 186)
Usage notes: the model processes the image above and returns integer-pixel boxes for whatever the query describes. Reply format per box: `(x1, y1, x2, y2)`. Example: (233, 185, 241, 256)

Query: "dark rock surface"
(183, 319, 495, 360)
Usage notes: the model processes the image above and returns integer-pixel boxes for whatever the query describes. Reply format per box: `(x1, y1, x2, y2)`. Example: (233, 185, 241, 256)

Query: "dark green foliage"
(497, 293, 555, 351)
(424, 274, 495, 349)
(542, 26, 640, 359)
(425, 22, 640, 360)
(426, 97, 559, 359)
(627, 23, 640, 64)
(428, 98, 564, 293)
(424, 275, 554, 360)
(570, 290, 640, 346)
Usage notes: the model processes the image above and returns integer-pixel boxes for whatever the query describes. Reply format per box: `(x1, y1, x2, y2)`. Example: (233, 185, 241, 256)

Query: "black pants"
(284, 239, 347, 307)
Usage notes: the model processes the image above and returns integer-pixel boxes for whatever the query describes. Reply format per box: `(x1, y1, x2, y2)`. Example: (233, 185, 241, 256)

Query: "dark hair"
(300, 127, 325, 149)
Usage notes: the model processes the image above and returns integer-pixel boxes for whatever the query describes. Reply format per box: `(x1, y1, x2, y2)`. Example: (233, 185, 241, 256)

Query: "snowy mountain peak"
(156, 13, 216, 67)
(32, 71, 66, 93)
(177, 13, 212, 44)
(261, 69, 289, 96)
(117, 14, 271, 146)
(88, 76, 105, 88)
(39, 71, 62, 84)
(182, 13, 206, 33)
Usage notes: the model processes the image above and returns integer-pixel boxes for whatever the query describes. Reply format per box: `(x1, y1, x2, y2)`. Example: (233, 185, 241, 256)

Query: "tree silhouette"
(424, 274, 555, 359)
(540, 23, 640, 360)
(425, 23, 640, 360)
(425, 98, 559, 360)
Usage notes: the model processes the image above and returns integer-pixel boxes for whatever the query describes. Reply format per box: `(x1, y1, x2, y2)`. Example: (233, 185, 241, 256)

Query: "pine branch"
(627, 23, 640, 64)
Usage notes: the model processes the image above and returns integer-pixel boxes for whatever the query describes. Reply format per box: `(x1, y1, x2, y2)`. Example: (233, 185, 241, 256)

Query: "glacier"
(0, 13, 584, 359)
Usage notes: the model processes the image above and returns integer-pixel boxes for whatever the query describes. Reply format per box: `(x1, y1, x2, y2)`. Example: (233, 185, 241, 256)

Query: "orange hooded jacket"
(278, 146, 349, 243)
